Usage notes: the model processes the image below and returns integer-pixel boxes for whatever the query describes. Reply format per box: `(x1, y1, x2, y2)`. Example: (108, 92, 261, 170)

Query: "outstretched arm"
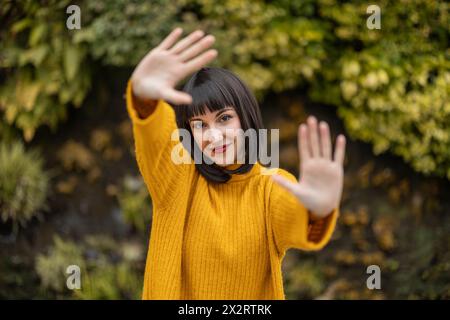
(268, 116, 345, 254)
(126, 28, 217, 207)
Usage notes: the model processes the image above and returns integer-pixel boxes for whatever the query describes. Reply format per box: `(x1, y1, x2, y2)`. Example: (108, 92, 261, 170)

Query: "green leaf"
(18, 46, 49, 66)
(63, 44, 82, 81)
(28, 24, 48, 46)
(11, 18, 33, 34)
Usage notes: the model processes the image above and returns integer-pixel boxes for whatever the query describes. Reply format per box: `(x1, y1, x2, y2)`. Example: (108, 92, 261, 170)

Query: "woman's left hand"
(271, 116, 346, 219)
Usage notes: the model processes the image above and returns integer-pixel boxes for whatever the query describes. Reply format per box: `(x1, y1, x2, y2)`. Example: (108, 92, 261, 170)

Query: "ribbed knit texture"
(126, 80, 339, 300)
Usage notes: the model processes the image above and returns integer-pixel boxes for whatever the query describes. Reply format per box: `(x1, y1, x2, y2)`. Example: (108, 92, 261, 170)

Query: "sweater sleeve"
(125, 79, 188, 208)
(269, 168, 339, 255)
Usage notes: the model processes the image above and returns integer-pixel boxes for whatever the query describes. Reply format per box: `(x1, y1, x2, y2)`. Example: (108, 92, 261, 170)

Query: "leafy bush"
(56, 0, 450, 178)
(35, 236, 86, 293)
(36, 235, 143, 299)
(1, 0, 448, 178)
(0, 141, 49, 231)
(0, 0, 92, 141)
(284, 260, 325, 299)
(78, 0, 327, 97)
(310, 0, 450, 178)
(116, 175, 151, 233)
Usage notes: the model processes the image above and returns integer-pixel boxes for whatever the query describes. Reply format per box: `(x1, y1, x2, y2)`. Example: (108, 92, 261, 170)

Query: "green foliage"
(336, 53, 449, 177)
(0, 122, 18, 144)
(78, 0, 190, 66)
(0, 0, 92, 141)
(36, 235, 143, 299)
(0, 140, 49, 231)
(69, 0, 450, 178)
(1, 0, 448, 177)
(75, 236, 143, 300)
(180, 0, 327, 95)
(76, 0, 327, 98)
(393, 226, 450, 299)
(284, 260, 325, 299)
(35, 236, 85, 293)
(310, 0, 450, 178)
(116, 175, 151, 233)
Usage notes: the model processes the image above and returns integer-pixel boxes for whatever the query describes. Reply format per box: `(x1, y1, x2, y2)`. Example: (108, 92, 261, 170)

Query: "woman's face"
(189, 106, 243, 167)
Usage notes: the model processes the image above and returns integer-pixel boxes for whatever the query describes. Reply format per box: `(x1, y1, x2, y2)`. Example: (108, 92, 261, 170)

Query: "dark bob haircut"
(173, 67, 266, 183)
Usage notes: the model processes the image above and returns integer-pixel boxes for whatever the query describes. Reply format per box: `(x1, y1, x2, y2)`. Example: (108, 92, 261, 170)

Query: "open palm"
(272, 116, 346, 219)
(131, 28, 217, 105)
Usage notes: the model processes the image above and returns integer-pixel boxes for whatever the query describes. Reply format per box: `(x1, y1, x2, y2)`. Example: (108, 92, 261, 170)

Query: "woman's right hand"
(131, 28, 217, 105)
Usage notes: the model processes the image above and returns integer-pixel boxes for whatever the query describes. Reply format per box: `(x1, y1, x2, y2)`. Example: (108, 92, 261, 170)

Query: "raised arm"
(126, 28, 217, 207)
(269, 116, 346, 254)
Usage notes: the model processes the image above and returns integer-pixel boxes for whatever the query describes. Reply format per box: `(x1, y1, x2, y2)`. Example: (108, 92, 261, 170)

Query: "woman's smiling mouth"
(212, 143, 231, 154)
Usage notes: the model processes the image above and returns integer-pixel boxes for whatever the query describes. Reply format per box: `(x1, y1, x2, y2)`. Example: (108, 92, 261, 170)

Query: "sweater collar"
(224, 162, 262, 182)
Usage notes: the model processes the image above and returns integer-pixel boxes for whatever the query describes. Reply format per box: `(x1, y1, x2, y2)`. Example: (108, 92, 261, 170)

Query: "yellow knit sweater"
(125, 80, 339, 300)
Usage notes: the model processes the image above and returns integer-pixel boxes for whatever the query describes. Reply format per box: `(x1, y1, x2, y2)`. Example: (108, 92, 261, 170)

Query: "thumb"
(162, 88, 192, 105)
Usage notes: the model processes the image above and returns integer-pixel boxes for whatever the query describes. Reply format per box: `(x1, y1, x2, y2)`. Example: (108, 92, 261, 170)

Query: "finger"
(158, 27, 183, 50)
(178, 34, 216, 62)
(169, 30, 205, 55)
(299, 124, 310, 163)
(333, 134, 346, 165)
(271, 174, 300, 196)
(319, 121, 332, 160)
(307, 116, 320, 157)
(183, 49, 218, 74)
(161, 88, 192, 105)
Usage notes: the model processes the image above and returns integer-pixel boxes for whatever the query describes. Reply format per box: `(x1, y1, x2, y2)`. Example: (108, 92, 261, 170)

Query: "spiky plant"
(0, 141, 49, 232)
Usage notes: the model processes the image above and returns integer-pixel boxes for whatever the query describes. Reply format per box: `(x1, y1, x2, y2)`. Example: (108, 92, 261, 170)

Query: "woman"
(127, 27, 346, 299)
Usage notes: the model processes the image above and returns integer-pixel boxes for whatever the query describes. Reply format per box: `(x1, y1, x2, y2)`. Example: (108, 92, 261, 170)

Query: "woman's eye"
(192, 122, 204, 129)
(220, 115, 232, 122)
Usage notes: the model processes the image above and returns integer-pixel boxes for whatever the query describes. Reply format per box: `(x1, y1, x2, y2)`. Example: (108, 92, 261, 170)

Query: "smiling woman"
(174, 67, 266, 182)
(188, 107, 239, 162)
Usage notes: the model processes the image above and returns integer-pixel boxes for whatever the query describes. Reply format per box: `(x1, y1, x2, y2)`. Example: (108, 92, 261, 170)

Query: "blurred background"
(0, 0, 449, 299)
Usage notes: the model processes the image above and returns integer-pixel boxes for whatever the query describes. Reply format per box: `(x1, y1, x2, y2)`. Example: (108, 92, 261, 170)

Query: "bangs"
(188, 82, 235, 117)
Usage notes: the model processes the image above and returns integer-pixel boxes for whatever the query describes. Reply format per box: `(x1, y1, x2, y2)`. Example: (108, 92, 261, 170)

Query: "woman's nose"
(204, 127, 223, 143)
